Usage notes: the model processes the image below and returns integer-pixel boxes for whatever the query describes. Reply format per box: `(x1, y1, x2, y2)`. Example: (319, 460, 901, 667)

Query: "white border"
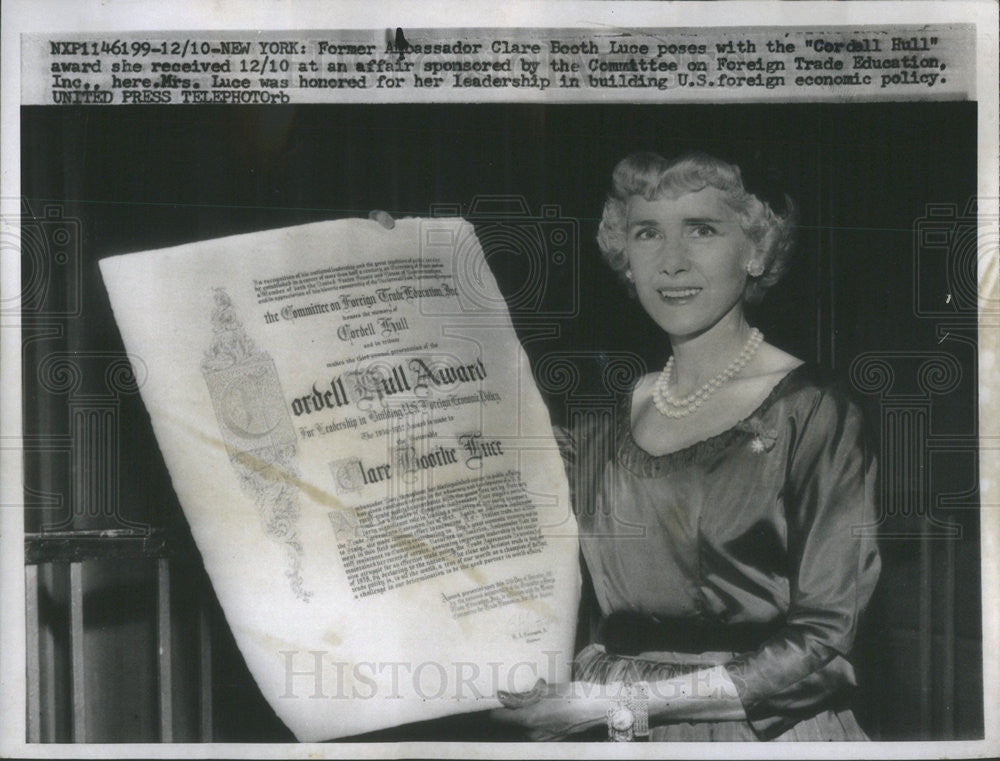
(2, 2, 997, 758)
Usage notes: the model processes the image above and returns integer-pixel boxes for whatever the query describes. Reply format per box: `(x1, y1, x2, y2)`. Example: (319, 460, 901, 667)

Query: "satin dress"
(561, 364, 881, 741)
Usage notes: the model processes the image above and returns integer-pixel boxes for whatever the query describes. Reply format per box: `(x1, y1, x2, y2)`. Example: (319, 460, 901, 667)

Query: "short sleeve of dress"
(552, 411, 614, 519)
(552, 420, 607, 651)
(722, 384, 882, 739)
(552, 424, 576, 470)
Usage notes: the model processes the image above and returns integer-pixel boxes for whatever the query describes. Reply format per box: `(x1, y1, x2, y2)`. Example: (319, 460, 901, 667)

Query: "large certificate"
(98, 217, 580, 741)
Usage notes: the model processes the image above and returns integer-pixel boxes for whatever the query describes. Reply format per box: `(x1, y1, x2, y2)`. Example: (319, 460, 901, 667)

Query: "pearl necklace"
(653, 328, 764, 418)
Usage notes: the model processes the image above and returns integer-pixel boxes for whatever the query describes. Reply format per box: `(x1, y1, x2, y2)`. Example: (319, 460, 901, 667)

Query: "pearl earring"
(625, 269, 634, 281)
(746, 260, 764, 278)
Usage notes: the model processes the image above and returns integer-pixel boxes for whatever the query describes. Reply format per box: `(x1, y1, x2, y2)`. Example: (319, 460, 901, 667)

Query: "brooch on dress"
(742, 420, 778, 453)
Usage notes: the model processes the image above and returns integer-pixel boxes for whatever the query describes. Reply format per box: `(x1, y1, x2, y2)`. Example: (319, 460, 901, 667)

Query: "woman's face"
(625, 187, 754, 339)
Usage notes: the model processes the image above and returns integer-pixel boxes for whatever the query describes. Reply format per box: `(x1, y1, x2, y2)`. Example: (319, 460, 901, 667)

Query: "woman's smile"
(656, 286, 703, 303)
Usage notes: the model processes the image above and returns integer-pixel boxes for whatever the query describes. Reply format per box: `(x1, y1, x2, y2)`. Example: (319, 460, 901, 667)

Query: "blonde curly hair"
(596, 151, 796, 304)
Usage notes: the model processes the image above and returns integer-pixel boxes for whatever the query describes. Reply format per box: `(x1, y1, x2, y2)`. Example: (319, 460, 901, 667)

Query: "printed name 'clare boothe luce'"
(352, 432, 506, 487)
(289, 357, 488, 416)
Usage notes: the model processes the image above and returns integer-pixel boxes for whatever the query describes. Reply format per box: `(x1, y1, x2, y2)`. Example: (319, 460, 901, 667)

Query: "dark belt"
(597, 611, 782, 657)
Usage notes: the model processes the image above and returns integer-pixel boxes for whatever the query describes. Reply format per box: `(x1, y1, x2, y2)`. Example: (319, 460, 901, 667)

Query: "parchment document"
(99, 218, 580, 741)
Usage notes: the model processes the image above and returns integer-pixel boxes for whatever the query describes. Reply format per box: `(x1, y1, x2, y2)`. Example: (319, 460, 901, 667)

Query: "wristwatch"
(607, 704, 635, 742)
(606, 682, 649, 742)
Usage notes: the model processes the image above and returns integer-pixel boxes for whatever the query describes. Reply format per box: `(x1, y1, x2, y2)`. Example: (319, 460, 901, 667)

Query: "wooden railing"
(24, 529, 214, 743)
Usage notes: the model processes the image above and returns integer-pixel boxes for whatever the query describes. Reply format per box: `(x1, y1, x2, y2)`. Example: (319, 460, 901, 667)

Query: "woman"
(492, 151, 881, 741)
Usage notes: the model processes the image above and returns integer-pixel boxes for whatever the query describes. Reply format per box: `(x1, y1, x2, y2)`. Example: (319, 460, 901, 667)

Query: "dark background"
(21, 102, 982, 741)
